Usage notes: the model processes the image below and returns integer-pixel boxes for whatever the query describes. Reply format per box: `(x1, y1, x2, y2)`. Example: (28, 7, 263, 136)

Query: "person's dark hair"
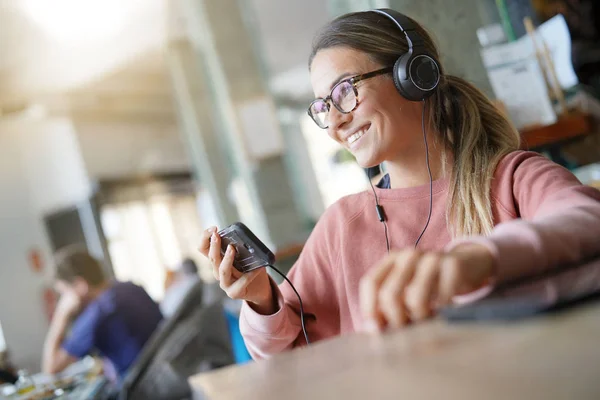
(309, 11, 440, 71)
(309, 11, 520, 237)
(54, 245, 106, 286)
(179, 258, 198, 276)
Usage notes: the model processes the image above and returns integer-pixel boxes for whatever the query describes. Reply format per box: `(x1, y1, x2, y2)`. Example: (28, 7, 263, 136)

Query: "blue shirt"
(377, 173, 391, 189)
(62, 281, 163, 377)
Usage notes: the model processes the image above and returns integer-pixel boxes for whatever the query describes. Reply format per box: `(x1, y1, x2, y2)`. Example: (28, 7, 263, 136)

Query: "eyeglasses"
(307, 67, 393, 129)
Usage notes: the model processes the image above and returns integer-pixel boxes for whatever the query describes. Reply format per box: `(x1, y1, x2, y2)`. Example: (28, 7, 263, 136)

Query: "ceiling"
(0, 0, 328, 118)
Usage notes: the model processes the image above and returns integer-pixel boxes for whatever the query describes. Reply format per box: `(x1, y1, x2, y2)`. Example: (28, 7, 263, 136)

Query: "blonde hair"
(310, 11, 521, 238)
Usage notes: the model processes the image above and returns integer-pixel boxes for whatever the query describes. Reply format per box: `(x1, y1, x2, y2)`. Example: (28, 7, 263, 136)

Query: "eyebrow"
(329, 72, 356, 91)
(313, 71, 358, 100)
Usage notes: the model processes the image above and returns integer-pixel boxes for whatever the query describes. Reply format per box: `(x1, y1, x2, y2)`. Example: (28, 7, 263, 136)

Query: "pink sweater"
(239, 151, 600, 359)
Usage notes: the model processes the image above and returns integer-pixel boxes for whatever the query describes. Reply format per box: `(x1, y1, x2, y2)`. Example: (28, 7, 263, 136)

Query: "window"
(100, 194, 210, 301)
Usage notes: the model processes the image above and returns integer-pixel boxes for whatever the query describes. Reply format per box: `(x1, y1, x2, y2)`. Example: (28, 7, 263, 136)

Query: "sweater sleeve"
(451, 151, 600, 284)
(239, 202, 344, 360)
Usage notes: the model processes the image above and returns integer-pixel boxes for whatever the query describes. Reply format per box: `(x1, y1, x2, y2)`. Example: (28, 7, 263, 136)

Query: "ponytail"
(430, 75, 520, 237)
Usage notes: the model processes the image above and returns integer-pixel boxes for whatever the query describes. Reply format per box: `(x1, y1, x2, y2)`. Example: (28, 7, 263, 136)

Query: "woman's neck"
(384, 138, 452, 189)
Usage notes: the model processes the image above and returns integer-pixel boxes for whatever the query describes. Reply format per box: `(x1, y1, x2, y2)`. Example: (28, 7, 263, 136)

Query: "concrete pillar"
(328, 0, 389, 15)
(166, 38, 240, 228)
(169, 0, 309, 252)
(278, 108, 326, 226)
(387, 0, 494, 95)
(325, 0, 494, 95)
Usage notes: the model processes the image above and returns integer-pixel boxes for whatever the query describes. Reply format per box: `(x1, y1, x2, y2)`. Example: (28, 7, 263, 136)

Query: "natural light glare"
(19, 0, 143, 45)
(300, 115, 368, 207)
(150, 199, 182, 270)
(0, 320, 6, 352)
(100, 197, 208, 301)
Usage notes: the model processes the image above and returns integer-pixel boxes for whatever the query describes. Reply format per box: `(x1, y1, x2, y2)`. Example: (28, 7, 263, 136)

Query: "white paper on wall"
(481, 14, 578, 90)
(487, 58, 557, 129)
(479, 15, 581, 129)
(237, 97, 285, 161)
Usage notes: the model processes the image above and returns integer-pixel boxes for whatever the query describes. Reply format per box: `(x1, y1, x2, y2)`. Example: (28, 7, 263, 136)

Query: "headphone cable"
(268, 264, 310, 345)
(414, 99, 433, 248)
(368, 172, 390, 253)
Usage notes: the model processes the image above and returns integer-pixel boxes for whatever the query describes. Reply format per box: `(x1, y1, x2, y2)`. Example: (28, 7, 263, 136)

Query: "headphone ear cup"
(392, 55, 412, 100)
(393, 53, 424, 102)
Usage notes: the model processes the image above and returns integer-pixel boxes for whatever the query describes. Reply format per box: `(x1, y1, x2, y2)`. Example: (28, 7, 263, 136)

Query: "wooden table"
(190, 301, 600, 399)
(520, 111, 593, 149)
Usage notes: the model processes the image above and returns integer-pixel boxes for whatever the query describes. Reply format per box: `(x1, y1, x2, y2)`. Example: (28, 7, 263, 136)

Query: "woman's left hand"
(359, 244, 495, 332)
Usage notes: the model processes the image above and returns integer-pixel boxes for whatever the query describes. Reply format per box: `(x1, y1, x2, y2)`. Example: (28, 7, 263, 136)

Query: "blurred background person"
(160, 258, 201, 319)
(42, 246, 162, 381)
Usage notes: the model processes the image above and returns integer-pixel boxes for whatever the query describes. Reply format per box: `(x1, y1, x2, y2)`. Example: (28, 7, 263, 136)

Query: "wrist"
(450, 243, 496, 286)
(248, 281, 278, 315)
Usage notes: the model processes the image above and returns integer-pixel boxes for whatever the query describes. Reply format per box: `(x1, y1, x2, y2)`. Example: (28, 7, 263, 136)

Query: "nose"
(327, 106, 352, 140)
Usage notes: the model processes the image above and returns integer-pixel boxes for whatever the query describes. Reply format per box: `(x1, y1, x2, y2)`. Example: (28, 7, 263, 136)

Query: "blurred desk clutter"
(480, 9, 599, 172)
(481, 14, 576, 130)
(0, 357, 110, 400)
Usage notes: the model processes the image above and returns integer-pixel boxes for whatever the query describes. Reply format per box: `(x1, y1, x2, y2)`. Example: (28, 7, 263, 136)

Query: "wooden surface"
(274, 243, 304, 261)
(520, 111, 593, 149)
(190, 302, 600, 399)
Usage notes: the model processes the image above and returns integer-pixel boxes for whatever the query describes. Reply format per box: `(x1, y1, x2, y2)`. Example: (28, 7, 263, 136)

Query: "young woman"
(198, 9, 600, 359)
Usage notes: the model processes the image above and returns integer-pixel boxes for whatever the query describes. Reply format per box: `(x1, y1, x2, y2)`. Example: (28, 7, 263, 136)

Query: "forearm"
(42, 313, 70, 374)
(240, 299, 301, 360)
(479, 152, 600, 284)
(246, 278, 279, 316)
(239, 278, 302, 359)
(457, 202, 600, 284)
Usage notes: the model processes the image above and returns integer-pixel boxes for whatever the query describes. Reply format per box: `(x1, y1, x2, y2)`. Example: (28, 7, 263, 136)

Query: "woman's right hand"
(199, 226, 277, 315)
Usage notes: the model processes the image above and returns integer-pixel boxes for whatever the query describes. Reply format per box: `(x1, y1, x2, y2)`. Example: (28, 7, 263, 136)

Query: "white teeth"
(347, 129, 366, 145)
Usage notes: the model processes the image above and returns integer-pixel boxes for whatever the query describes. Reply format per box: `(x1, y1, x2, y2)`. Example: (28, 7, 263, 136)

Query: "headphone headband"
(372, 9, 421, 50)
(372, 9, 416, 33)
(370, 8, 440, 101)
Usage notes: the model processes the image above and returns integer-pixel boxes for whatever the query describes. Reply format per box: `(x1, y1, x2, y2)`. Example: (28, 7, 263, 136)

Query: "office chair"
(120, 281, 235, 400)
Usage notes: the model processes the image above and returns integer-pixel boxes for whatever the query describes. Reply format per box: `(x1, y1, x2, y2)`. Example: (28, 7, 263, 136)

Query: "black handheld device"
(218, 222, 275, 273)
(216, 222, 310, 345)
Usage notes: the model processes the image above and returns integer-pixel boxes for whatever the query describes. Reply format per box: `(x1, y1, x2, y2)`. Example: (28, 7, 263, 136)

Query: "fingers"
(198, 226, 274, 307)
(217, 247, 270, 306)
(223, 268, 263, 299)
(438, 256, 462, 305)
(359, 253, 396, 330)
(361, 250, 454, 333)
(360, 250, 419, 332)
(198, 226, 222, 280)
(218, 245, 242, 288)
(199, 226, 217, 257)
(208, 231, 223, 280)
(377, 251, 420, 329)
(405, 254, 440, 321)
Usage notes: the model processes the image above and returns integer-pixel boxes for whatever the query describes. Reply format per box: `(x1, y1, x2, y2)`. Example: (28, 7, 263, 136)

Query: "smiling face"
(310, 47, 424, 168)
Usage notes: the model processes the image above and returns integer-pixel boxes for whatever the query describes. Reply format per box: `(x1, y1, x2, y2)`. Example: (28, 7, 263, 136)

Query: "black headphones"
(372, 9, 440, 102)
